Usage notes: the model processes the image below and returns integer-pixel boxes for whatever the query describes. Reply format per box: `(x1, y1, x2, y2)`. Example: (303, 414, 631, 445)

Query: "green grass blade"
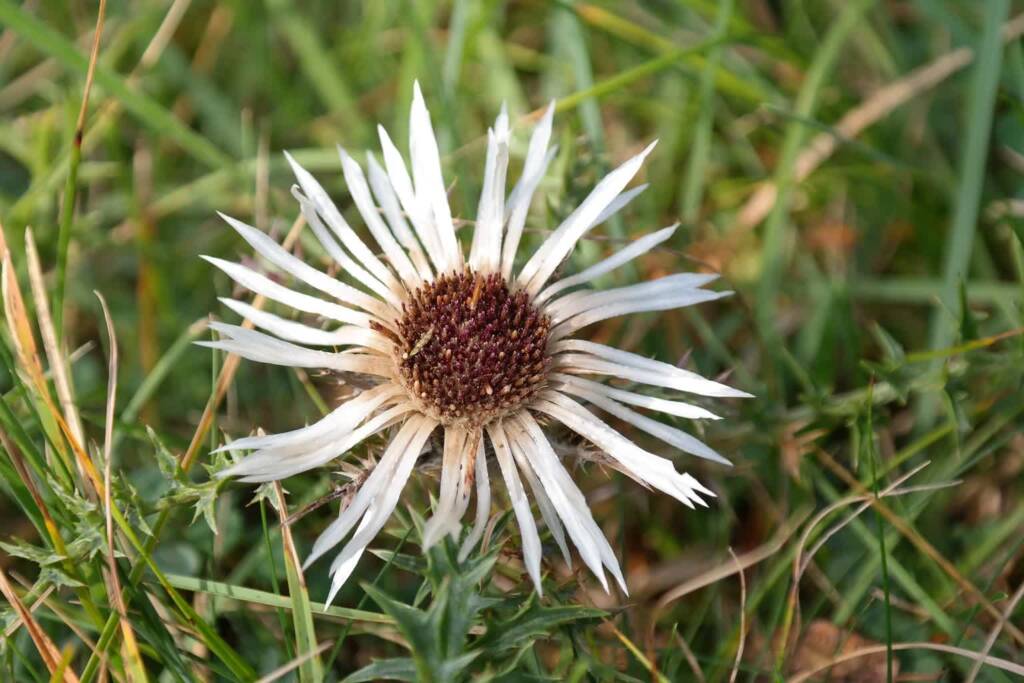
(0, 0, 231, 169)
(920, 0, 1011, 423)
(164, 574, 394, 624)
(265, 0, 367, 140)
(274, 485, 322, 683)
(681, 0, 734, 222)
(754, 0, 876, 362)
(864, 389, 894, 682)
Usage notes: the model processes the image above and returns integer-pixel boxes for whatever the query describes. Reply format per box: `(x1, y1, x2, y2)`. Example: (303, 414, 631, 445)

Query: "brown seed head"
(387, 270, 550, 426)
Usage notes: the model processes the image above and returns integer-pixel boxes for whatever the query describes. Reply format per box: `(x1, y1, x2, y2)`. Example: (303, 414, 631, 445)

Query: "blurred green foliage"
(1, 0, 1024, 680)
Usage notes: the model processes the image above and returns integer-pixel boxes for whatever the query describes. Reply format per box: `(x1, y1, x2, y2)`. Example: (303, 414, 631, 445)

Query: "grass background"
(2, 0, 1024, 680)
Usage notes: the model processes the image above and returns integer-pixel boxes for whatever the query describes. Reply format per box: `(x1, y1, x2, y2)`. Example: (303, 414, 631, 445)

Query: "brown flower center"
(390, 270, 550, 425)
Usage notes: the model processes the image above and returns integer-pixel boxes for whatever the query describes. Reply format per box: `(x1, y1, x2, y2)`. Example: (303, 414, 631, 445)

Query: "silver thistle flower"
(203, 83, 750, 604)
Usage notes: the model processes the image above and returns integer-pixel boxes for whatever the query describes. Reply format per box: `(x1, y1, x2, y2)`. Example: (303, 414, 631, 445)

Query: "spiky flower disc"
(203, 83, 751, 604)
(390, 270, 551, 425)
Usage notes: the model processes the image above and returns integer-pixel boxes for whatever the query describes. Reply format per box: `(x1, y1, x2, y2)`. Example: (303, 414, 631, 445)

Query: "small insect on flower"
(201, 82, 751, 605)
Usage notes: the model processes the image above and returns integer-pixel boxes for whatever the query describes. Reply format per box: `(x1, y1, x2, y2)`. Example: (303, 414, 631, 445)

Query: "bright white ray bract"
(204, 83, 749, 603)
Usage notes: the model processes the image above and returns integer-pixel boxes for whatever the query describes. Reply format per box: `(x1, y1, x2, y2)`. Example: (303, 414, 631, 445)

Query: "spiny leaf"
(437, 651, 482, 681)
(113, 475, 153, 537)
(149, 426, 225, 534)
(45, 476, 109, 561)
(0, 538, 64, 565)
(248, 481, 280, 508)
(46, 475, 96, 517)
(38, 566, 85, 589)
(362, 582, 440, 679)
(367, 549, 424, 575)
(478, 597, 606, 653)
(147, 426, 180, 483)
(342, 657, 417, 682)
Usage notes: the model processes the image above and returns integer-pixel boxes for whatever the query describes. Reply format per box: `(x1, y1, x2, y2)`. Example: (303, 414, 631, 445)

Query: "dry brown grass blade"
(786, 641, 1024, 682)
(0, 228, 107, 498)
(1, 220, 96, 491)
(0, 427, 62, 538)
(965, 578, 1024, 683)
(95, 290, 149, 682)
(25, 228, 86, 450)
(672, 631, 706, 683)
(814, 447, 1024, 646)
(253, 641, 333, 683)
(654, 508, 808, 611)
(774, 462, 953, 666)
(73, 0, 105, 136)
(0, 426, 86, 600)
(798, 462, 936, 580)
(274, 482, 307, 586)
(0, 568, 80, 682)
(735, 12, 1024, 232)
(0, 236, 103, 498)
(1, 237, 49, 394)
(8, 571, 98, 659)
(138, 0, 191, 69)
(1, 581, 53, 640)
(646, 510, 809, 664)
(727, 548, 746, 683)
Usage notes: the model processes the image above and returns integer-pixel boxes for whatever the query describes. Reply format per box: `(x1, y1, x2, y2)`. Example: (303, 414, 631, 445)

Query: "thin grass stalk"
(53, 0, 105, 340)
(95, 291, 149, 682)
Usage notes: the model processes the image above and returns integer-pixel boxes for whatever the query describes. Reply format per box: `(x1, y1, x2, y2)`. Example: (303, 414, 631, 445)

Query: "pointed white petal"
(422, 428, 467, 549)
(289, 187, 402, 313)
(590, 183, 647, 228)
(517, 141, 657, 296)
(234, 404, 414, 482)
(469, 108, 510, 273)
(219, 298, 393, 353)
(324, 505, 375, 607)
(504, 103, 554, 216)
(554, 339, 752, 398)
(549, 378, 730, 465)
(338, 146, 422, 288)
(533, 392, 713, 508)
(199, 323, 388, 375)
(449, 435, 481, 536)
(535, 225, 678, 305)
(552, 289, 732, 338)
(503, 150, 556, 281)
(409, 82, 462, 270)
(202, 255, 377, 328)
(486, 420, 543, 593)
(304, 416, 436, 569)
(458, 436, 491, 561)
(284, 151, 404, 296)
(217, 212, 389, 317)
(377, 124, 445, 270)
(511, 413, 627, 594)
(216, 383, 402, 455)
(313, 416, 436, 574)
(367, 151, 434, 281)
(551, 373, 721, 421)
(546, 272, 720, 322)
(502, 102, 556, 280)
(504, 421, 572, 567)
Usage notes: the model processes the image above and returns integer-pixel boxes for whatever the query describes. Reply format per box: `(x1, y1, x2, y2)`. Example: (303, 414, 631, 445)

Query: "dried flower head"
(203, 83, 750, 604)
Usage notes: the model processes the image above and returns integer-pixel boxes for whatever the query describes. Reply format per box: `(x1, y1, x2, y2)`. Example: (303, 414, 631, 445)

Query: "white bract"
(202, 83, 750, 605)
